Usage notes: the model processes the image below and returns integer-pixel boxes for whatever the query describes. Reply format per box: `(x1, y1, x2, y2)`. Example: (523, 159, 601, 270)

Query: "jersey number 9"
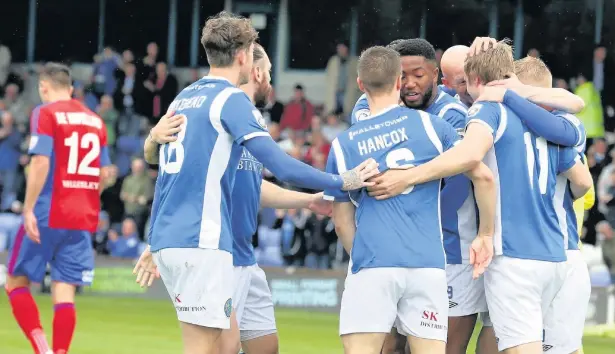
(159, 115, 188, 175)
(385, 148, 415, 194)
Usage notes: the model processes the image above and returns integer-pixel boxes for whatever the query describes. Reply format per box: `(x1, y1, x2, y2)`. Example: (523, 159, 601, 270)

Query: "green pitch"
(0, 295, 614, 353)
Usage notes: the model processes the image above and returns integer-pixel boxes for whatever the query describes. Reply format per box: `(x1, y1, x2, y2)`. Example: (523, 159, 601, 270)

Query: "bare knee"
(5, 275, 30, 292)
(51, 282, 76, 304)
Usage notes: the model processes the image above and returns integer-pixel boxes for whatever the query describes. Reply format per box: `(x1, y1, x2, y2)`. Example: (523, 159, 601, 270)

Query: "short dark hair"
(39, 62, 72, 88)
(253, 43, 265, 63)
(388, 38, 436, 61)
(201, 11, 259, 67)
(358, 46, 401, 95)
(294, 84, 304, 91)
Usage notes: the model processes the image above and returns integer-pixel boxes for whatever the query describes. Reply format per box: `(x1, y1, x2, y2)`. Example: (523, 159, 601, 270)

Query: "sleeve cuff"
(238, 131, 270, 145)
(323, 191, 351, 202)
(28, 134, 53, 156)
(100, 146, 112, 167)
(466, 119, 495, 135)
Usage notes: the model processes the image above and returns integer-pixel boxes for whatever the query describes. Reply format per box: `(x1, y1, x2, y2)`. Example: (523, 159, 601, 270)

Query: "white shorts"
(543, 250, 591, 353)
(339, 267, 448, 343)
(446, 264, 487, 317)
(233, 264, 277, 340)
(153, 248, 234, 329)
(484, 256, 567, 352)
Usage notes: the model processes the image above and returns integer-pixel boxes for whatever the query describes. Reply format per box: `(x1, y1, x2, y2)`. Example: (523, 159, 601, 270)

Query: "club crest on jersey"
(253, 109, 267, 129)
(467, 104, 482, 118)
(29, 136, 39, 150)
(224, 298, 232, 318)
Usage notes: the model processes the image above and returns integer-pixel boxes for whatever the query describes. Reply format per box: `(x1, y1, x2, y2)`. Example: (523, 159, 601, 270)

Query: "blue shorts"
(7, 224, 94, 285)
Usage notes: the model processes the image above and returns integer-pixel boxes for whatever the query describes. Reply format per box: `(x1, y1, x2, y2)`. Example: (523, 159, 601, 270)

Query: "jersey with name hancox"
(28, 99, 111, 232)
(231, 147, 264, 266)
(350, 90, 475, 264)
(148, 77, 269, 253)
(550, 110, 587, 251)
(324, 105, 459, 273)
(467, 102, 570, 262)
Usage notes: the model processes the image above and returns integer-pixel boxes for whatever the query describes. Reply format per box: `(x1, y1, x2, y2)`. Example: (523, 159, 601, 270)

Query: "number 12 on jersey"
(64, 132, 100, 176)
(523, 132, 548, 195)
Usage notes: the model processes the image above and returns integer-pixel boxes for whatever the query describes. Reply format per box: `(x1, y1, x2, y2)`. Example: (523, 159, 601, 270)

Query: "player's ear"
(357, 77, 366, 93)
(441, 77, 449, 87)
(69, 85, 74, 97)
(395, 75, 402, 91)
(237, 49, 247, 66)
(433, 67, 440, 84)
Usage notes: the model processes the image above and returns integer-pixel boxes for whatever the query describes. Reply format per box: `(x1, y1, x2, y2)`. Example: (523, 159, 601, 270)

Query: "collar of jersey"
(201, 75, 232, 84)
(361, 104, 400, 121)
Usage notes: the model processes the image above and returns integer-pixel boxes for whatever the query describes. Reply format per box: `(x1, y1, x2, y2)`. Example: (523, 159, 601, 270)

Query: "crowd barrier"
(1, 254, 614, 326)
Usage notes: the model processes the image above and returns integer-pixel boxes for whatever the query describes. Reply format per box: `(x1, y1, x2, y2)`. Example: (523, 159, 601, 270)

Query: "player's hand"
(486, 73, 525, 92)
(475, 86, 507, 103)
(366, 166, 414, 200)
(307, 192, 333, 217)
(23, 209, 40, 244)
(468, 37, 497, 56)
(133, 246, 160, 288)
(341, 158, 380, 191)
(150, 111, 185, 144)
(469, 235, 493, 279)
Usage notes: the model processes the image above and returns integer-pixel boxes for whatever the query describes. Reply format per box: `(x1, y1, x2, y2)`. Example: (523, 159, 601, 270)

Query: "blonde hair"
(464, 40, 514, 83)
(514, 56, 552, 87)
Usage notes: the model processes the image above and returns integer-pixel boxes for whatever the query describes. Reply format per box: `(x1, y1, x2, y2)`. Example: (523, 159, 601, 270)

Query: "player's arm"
(332, 201, 356, 253)
(351, 94, 370, 124)
(517, 86, 585, 114)
(222, 90, 378, 191)
(465, 163, 496, 237)
(502, 90, 581, 147)
(143, 111, 184, 164)
(24, 107, 53, 213)
(260, 180, 331, 216)
(560, 151, 594, 200)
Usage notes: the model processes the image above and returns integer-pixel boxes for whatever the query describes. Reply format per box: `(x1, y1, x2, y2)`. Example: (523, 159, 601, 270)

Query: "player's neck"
(207, 68, 242, 87)
(240, 83, 256, 104)
(425, 85, 439, 108)
(45, 92, 72, 103)
(367, 92, 399, 116)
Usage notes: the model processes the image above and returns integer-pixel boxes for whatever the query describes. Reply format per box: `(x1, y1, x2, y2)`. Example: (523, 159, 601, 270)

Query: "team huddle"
(3, 9, 595, 354)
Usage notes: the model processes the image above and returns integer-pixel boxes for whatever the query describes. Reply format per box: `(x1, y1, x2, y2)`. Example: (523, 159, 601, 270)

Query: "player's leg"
(218, 265, 250, 354)
(475, 313, 498, 354)
(381, 327, 406, 354)
(340, 268, 402, 354)
(217, 311, 242, 354)
(5, 224, 53, 354)
(542, 252, 590, 354)
(445, 264, 487, 354)
(49, 229, 95, 354)
(483, 256, 549, 354)
(396, 268, 448, 354)
(154, 248, 234, 354)
(238, 265, 278, 354)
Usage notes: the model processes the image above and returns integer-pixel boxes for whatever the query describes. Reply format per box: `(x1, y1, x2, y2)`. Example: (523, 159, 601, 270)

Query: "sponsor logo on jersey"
(224, 298, 233, 318)
(253, 109, 268, 129)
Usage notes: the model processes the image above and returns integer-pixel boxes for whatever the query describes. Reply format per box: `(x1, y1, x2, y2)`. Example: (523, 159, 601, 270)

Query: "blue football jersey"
(324, 105, 460, 273)
(552, 147, 582, 251)
(231, 148, 264, 266)
(552, 110, 587, 153)
(466, 102, 567, 262)
(148, 77, 269, 253)
(425, 88, 468, 130)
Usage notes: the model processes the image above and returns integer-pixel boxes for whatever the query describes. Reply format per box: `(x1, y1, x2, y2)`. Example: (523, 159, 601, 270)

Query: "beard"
(254, 84, 271, 107)
(400, 85, 434, 110)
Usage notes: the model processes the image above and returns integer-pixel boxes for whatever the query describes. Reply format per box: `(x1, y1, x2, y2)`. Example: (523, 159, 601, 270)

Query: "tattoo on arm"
(341, 170, 362, 191)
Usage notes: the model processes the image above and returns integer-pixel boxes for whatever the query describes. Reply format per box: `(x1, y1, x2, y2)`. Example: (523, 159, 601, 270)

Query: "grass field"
(1, 295, 614, 353)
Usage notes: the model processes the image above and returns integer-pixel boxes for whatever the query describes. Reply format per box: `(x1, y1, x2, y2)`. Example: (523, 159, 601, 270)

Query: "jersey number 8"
(64, 132, 100, 176)
(159, 115, 188, 175)
(385, 148, 415, 194)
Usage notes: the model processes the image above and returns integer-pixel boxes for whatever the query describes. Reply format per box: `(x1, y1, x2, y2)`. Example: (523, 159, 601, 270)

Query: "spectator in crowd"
(593, 45, 615, 131)
(555, 78, 569, 90)
(260, 88, 284, 125)
(600, 169, 615, 227)
(3, 83, 29, 125)
(597, 220, 615, 276)
(106, 218, 140, 259)
(280, 84, 314, 132)
(0, 41, 10, 91)
(145, 62, 178, 125)
(304, 131, 330, 167)
(92, 47, 121, 97)
(575, 68, 604, 140)
(324, 42, 360, 115)
(184, 67, 203, 88)
(0, 111, 21, 211)
(321, 111, 349, 142)
(137, 42, 159, 82)
(120, 158, 153, 237)
(97, 95, 119, 149)
(100, 165, 124, 224)
(277, 209, 308, 267)
(528, 48, 540, 58)
(114, 62, 140, 114)
(304, 211, 336, 269)
(73, 81, 99, 112)
(115, 49, 135, 81)
(268, 122, 293, 153)
(93, 211, 111, 255)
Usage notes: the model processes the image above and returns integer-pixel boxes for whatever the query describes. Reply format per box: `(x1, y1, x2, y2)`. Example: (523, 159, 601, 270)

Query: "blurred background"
(1, 0, 615, 353)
